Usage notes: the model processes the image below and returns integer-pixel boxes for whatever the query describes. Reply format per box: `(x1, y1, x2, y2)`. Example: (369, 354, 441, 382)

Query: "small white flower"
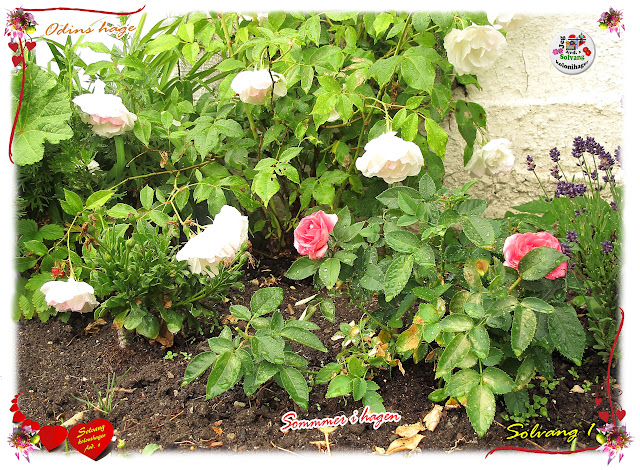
(326, 109, 341, 122)
(40, 278, 99, 313)
(355, 131, 424, 184)
(444, 25, 507, 75)
(72, 90, 137, 138)
(87, 160, 100, 173)
(176, 205, 248, 277)
(231, 68, 287, 105)
(465, 138, 515, 177)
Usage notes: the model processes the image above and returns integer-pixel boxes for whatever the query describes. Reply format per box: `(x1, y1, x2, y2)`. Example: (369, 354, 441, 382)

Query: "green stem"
(219, 13, 234, 59)
(508, 276, 522, 294)
(242, 102, 259, 141)
(268, 199, 283, 241)
(66, 214, 79, 279)
(114, 136, 126, 182)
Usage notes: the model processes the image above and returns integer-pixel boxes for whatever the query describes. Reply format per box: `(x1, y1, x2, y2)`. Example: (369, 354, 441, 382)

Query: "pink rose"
(503, 232, 568, 280)
(293, 211, 339, 260)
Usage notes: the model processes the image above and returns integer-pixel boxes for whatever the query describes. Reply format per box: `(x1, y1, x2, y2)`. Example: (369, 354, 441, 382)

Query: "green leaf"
(63, 189, 83, 214)
(376, 187, 422, 208)
(466, 384, 495, 437)
(252, 170, 280, 207)
(251, 287, 284, 316)
(244, 361, 279, 396)
(206, 351, 242, 399)
(367, 56, 400, 86)
(445, 369, 480, 397)
(285, 257, 322, 280)
(107, 203, 137, 219)
(177, 23, 195, 42)
(419, 173, 436, 198)
(213, 119, 244, 138)
(469, 325, 490, 359)
(136, 313, 160, 339)
(85, 190, 114, 210)
(182, 351, 217, 385)
(396, 324, 423, 353)
(514, 357, 536, 391)
(511, 306, 537, 356)
(520, 298, 555, 314)
(548, 304, 585, 365)
(141, 443, 162, 456)
(481, 367, 515, 395)
(229, 304, 252, 321)
(436, 333, 471, 378)
(373, 12, 393, 36)
(140, 185, 154, 209)
(386, 230, 420, 253)
(316, 363, 341, 384)
(23, 240, 47, 256)
(12, 65, 72, 165)
(216, 58, 245, 72)
(280, 327, 327, 352)
(462, 216, 495, 249)
(401, 55, 435, 92)
(363, 391, 386, 413)
(145, 35, 181, 55)
(326, 375, 352, 398)
(182, 42, 199, 64)
(439, 314, 475, 332)
(384, 254, 414, 301)
(518, 247, 568, 281)
(319, 258, 340, 289)
(278, 367, 309, 410)
(123, 305, 146, 330)
(38, 224, 64, 240)
(208, 337, 235, 354)
(414, 245, 435, 268)
(253, 336, 285, 364)
(320, 299, 335, 322)
(401, 113, 419, 141)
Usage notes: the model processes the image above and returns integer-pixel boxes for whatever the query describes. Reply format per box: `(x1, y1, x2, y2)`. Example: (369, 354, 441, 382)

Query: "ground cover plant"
(11, 8, 622, 455)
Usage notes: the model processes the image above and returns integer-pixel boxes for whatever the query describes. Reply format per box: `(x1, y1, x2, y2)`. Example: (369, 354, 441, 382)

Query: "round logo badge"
(549, 28, 596, 75)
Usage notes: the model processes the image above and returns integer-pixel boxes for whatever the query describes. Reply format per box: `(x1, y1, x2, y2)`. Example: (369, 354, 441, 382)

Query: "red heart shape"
(11, 398, 18, 404)
(68, 419, 113, 460)
(599, 411, 610, 423)
(10, 403, 19, 412)
(595, 398, 602, 406)
(12, 55, 23, 67)
(12, 411, 25, 423)
(8, 43, 19, 52)
(23, 419, 40, 431)
(39, 425, 68, 451)
(616, 410, 626, 421)
(25, 41, 36, 51)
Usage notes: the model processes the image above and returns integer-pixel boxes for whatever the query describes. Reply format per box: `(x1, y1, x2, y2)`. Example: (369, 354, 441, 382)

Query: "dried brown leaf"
(113, 387, 136, 394)
(394, 421, 425, 438)
(63, 410, 88, 428)
(444, 397, 461, 410)
(386, 434, 425, 454)
(201, 439, 223, 448)
(423, 405, 443, 432)
(211, 426, 223, 436)
(570, 385, 585, 393)
(372, 446, 386, 455)
(84, 318, 107, 335)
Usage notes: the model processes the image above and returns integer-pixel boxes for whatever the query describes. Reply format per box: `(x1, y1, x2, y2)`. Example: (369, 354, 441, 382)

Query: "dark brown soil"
(16, 257, 611, 456)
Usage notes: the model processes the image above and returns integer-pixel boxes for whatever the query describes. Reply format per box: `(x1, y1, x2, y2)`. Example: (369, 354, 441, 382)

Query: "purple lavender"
(555, 181, 587, 198)
(566, 230, 578, 243)
(550, 165, 561, 180)
(560, 242, 572, 258)
(601, 240, 614, 254)
(549, 147, 560, 162)
(610, 201, 618, 211)
(526, 155, 535, 171)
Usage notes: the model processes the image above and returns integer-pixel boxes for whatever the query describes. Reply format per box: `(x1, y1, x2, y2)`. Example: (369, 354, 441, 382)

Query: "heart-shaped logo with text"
(68, 419, 113, 460)
(39, 425, 68, 451)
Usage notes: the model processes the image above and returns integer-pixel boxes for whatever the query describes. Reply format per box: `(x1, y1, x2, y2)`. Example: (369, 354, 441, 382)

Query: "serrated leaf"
(38, 224, 64, 240)
(436, 333, 471, 378)
(386, 230, 420, 253)
(280, 327, 327, 352)
(252, 335, 285, 364)
(326, 375, 352, 398)
(521, 297, 555, 314)
(445, 369, 480, 397)
(469, 325, 490, 359)
(64, 189, 83, 214)
(481, 367, 514, 395)
(319, 258, 340, 289)
(439, 314, 475, 332)
(208, 337, 235, 354)
(518, 247, 568, 281)
(252, 170, 279, 207)
(396, 324, 423, 353)
(140, 185, 154, 209)
(12, 65, 72, 165)
(514, 356, 536, 391)
(511, 306, 537, 356)
(316, 363, 341, 384)
(278, 367, 309, 410)
(462, 216, 495, 249)
(466, 384, 495, 437)
(384, 254, 414, 301)
(251, 287, 283, 316)
(285, 257, 322, 280)
(145, 35, 181, 55)
(182, 351, 217, 385)
(107, 203, 137, 219)
(206, 351, 242, 398)
(548, 304, 585, 365)
(229, 304, 252, 321)
(85, 190, 114, 210)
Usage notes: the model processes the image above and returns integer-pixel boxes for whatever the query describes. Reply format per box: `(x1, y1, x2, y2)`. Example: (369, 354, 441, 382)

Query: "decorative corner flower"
(72, 88, 137, 138)
(40, 278, 99, 313)
(8, 424, 38, 462)
(443, 24, 507, 75)
(597, 423, 633, 464)
(293, 210, 339, 260)
(176, 205, 249, 277)
(464, 138, 515, 177)
(230, 68, 287, 105)
(355, 131, 424, 184)
(5, 8, 37, 42)
(598, 8, 624, 37)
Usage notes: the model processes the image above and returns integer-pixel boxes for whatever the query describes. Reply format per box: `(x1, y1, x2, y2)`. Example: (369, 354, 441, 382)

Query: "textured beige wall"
(442, 14, 624, 217)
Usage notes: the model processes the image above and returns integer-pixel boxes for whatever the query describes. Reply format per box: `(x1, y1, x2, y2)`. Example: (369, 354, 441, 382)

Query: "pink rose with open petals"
(503, 232, 567, 280)
(293, 211, 339, 260)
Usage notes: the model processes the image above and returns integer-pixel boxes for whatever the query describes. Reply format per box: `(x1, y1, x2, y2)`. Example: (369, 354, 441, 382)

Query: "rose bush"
(230, 68, 287, 105)
(503, 231, 568, 279)
(72, 91, 136, 137)
(355, 131, 424, 184)
(293, 210, 338, 260)
(176, 205, 249, 277)
(444, 24, 507, 75)
(464, 138, 515, 177)
(39, 278, 98, 313)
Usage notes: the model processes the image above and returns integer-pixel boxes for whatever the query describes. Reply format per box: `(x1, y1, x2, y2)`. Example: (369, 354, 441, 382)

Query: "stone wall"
(442, 14, 624, 217)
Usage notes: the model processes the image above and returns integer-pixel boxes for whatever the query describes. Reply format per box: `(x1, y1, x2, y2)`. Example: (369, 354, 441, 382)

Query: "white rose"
(176, 205, 249, 277)
(465, 138, 515, 177)
(444, 25, 507, 75)
(40, 278, 99, 313)
(487, 12, 528, 31)
(355, 131, 424, 184)
(231, 69, 287, 105)
(72, 91, 137, 138)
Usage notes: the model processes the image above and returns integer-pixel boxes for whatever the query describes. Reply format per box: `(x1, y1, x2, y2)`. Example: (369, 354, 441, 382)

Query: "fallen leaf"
(113, 387, 136, 394)
(394, 421, 425, 438)
(211, 426, 223, 436)
(151, 321, 174, 348)
(386, 434, 425, 454)
(445, 397, 462, 410)
(571, 385, 585, 394)
(372, 446, 386, 455)
(201, 439, 223, 448)
(423, 405, 443, 432)
(84, 318, 107, 335)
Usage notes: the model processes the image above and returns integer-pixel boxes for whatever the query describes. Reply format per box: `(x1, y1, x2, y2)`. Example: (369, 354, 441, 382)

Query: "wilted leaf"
(422, 405, 443, 432)
(84, 318, 107, 334)
(394, 421, 425, 438)
(386, 434, 425, 454)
